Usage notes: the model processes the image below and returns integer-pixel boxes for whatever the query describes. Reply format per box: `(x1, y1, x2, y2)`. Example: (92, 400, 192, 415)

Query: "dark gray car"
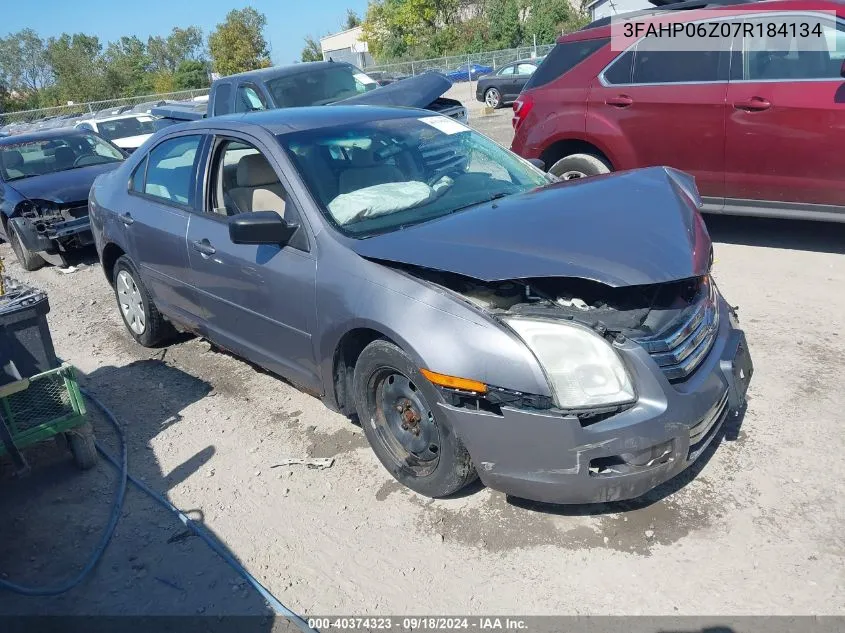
(88, 106, 752, 504)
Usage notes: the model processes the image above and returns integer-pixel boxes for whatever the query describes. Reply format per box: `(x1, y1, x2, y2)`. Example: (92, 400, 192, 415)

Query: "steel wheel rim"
(116, 270, 146, 335)
(485, 89, 500, 108)
(368, 369, 441, 477)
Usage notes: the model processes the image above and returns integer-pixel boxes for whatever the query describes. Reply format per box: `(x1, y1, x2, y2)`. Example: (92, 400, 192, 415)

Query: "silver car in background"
(88, 106, 752, 504)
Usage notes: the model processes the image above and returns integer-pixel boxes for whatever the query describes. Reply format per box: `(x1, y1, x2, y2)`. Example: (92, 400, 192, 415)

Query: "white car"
(74, 114, 157, 153)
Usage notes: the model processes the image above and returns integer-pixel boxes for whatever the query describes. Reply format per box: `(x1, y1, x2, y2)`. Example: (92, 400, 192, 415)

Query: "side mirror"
(228, 210, 299, 246)
(527, 158, 545, 171)
(841, 59, 845, 78)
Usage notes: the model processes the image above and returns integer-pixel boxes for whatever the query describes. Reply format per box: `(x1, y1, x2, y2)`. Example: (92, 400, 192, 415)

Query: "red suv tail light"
(512, 94, 534, 130)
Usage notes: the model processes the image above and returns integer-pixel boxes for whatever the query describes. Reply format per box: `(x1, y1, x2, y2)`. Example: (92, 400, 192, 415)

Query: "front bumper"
(439, 297, 752, 504)
(9, 216, 92, 252)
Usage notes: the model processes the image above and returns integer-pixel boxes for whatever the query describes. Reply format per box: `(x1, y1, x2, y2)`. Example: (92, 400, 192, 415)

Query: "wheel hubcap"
(559, 170, 588, 180)
(373, 372, 441, 474)
(485, 89, 500, 107)
(116, 270, 146, 335)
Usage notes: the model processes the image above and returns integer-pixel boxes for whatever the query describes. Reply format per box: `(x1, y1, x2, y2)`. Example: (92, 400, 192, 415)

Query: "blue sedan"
(445, 63, 493, 83)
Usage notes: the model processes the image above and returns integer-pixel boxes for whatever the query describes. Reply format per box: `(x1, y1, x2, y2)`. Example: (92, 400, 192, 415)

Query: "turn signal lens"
(420, 369, 487, 393)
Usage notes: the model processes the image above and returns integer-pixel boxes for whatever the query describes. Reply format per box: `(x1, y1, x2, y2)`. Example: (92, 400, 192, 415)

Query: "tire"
(112, 255, 172, 347)
(8, 221, 45, 271)
(548, 153, 612, 181)
(353, 339, 477, 498)
(484, 87, 501, 109)
(67, 422, 97, 470)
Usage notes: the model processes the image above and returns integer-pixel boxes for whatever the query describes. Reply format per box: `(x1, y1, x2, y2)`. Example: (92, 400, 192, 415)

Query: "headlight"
(503, 317, 636, 410)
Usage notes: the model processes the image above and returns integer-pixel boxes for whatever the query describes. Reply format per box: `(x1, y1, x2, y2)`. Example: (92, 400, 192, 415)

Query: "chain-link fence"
(363, 43, 556, 77)
(0, 88, 210, 131)
(0, 43, 559, 132)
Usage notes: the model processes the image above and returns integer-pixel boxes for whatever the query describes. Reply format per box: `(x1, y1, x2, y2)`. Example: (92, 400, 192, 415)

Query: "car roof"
(216, 61, 356, 83)
(79, 113, 153, 124)
(170, 105, 438, 136)
(570, 0, 843, 39)
(0, 127, 91, 145)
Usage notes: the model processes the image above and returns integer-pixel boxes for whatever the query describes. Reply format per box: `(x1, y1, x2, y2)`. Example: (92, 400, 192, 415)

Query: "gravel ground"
(0, 109, 844, 617)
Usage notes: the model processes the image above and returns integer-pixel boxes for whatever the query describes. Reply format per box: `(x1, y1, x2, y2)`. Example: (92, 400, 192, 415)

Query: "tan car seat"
(229, 153, 286, 216)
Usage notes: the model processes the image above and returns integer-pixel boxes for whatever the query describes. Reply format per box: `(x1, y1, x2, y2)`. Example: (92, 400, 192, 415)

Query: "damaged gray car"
(89, 106, 752, 504)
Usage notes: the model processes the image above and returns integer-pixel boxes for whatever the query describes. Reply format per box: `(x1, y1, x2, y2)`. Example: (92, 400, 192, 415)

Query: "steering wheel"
(73, 154, 103, 167)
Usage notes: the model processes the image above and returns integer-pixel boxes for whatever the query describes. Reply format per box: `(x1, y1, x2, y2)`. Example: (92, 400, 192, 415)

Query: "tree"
(522, 0, 587, 44)
(0, 29, 52, 94)
(300, 36, 323, 62)
(148, 26, 204, 74)
(208, 7, 272, 76)
(103, 36, 152, 97)
(362, 0, 464, 60)
(344, 9, 362, 29)
(488, 0, 522, 49)
(173, 59, 210, 89)
(46, 33, 106, 102)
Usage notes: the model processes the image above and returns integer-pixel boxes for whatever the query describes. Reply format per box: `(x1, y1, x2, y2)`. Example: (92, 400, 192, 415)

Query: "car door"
(185, 131, 320, 391)
(587, 30, 730, 200)
(496, 65, 518, 100)
(512, 63, 538, 97)
(124, 133, 206, 325)
(724, 12, 845, 210)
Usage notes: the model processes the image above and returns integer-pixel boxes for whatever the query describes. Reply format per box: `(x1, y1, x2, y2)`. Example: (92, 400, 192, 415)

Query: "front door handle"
(606, 95, 633, 107)
(734, 97, 771, 111)
(191, 239, 217, 257)
(119, 212, 134, 226)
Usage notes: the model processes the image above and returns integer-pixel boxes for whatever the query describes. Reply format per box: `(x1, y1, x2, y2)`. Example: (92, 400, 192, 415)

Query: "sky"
(3, 0, 370, 66)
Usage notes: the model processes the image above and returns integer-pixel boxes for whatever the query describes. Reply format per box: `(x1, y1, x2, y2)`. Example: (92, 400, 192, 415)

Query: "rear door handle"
(119, 212, 134, 226)
(733, 97, 771, 111)
(191, 239, 217, 257)
(606, 95, 633, 107)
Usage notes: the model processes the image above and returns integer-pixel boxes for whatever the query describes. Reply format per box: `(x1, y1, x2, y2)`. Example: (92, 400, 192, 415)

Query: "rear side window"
(213, 82, 233, 116)
(524, 38, 609, 90)
(142, 135, 202, 205)
(633, 45, 723, 84)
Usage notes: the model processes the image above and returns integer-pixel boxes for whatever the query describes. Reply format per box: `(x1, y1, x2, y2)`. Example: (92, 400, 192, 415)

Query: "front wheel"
(353, 340, 477, 498)
(548, 153, 612, 181)
(8, 222, 45, 271)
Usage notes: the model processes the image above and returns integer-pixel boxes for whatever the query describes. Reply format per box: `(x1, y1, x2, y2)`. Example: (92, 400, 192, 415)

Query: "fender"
(7, 216, 53, 252)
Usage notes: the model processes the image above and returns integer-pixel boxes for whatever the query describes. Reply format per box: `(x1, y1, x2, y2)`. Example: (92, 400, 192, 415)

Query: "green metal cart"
(0, 363, 96, 474)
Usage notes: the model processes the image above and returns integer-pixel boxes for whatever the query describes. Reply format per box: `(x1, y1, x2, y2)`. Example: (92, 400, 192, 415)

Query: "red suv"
(511, 0, 845, 222)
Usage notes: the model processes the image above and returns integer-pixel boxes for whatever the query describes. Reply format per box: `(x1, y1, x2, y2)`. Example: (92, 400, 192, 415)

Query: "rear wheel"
(353, 340, 477, 498)
(484, 87, 501, 109)
(112, 255, 172, 347)
(548, 153, 612, 181)
(8, 222, 45, 271)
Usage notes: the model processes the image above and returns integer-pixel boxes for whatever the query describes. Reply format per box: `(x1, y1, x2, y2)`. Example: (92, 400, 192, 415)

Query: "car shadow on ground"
(505, 405, 747, 517)
(0, 360, 284, 624)
(705, 214, 845, 255)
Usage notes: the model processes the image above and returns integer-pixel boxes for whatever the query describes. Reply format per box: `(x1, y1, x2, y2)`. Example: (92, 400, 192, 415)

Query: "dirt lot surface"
(1, 109, 844, 617)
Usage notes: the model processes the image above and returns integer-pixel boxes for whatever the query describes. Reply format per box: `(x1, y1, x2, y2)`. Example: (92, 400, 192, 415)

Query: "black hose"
(0, 388, 316, 633)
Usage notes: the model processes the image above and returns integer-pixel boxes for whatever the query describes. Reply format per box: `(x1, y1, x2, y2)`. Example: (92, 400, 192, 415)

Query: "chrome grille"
(636, 280, 719, 381)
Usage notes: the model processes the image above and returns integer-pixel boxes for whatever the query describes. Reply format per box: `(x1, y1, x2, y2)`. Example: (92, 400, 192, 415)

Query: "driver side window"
(208, 138, 288, 218)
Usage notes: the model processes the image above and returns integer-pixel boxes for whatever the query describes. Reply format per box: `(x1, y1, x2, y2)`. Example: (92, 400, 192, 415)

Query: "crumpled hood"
(332, 72, 451, 109)
(349, 166, 712, 288)
(9, 162, 121, 205)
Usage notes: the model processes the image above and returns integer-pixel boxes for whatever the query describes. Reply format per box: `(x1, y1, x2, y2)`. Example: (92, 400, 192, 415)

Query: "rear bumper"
(439, 298, 752, 504)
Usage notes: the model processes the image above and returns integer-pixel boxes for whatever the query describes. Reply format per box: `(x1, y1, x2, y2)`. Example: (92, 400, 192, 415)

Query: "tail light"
(512, 94, 534, 130)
